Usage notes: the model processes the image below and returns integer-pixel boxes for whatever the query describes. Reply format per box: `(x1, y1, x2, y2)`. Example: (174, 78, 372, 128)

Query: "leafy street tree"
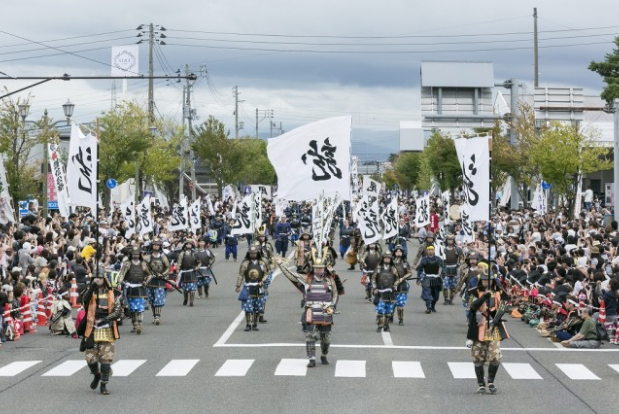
(393, 152, 421, 191)
(423, 131, 461, 191)
(589, 35, 619, 105)
(530, 123, 611, 215)
(232, 138, 276, 186)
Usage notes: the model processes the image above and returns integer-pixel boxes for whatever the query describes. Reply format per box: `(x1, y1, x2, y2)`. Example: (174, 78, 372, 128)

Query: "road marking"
(42, 360, 87, 377)
(335, 360, 366, 378)
(392, 361, 425, 378)
(556, 363, 601, 380)
(381, 331, 394, 347)
(215, 359, 255, 377)
(111, 360, 147, 377)
(213, 251, 294, 348)
(448, 362, 476, 379)
(274, 359, 308, 376)
(215, 342, 619, 352)
(609, 364, 619, 374)
(0, 361, 41, 377)
(156, 359, 200, 377)
(503, 363, 542, 380)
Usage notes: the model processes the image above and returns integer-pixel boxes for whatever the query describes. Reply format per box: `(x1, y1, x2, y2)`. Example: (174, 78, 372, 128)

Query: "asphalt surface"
(2, 240, 619, 414)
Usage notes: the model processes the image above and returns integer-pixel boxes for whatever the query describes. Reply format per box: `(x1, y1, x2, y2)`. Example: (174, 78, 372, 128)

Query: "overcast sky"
(1, 0, 617, 160)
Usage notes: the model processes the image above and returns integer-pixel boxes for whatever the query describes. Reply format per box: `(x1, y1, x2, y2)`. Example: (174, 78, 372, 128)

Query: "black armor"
(147, 254, 169, 288)
(125, 262, 148, 297)
(245, 261, 265, 298)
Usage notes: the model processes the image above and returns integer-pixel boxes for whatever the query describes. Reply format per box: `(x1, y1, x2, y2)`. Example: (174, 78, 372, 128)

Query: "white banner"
(454, 136, 490, 222)
(383, 196, 399, 240)
(111, 45, 139, 77)
(223, 184, 238, 203)
(0, 156, 14, 224)
(252, 191, 262, 231)
(415, 194, 430, 228)
(267, 116, 352, 201)
(231, 194, 252, 235)
(274, 198, 289, 218)
(574, 175, 583, 219)
(351, 156, 360, 199)
(322, 194, 340, 242)
(499, 177, 512, 207)
(137, 195, 153, 236)
(312, 199, 324, 252)
(205, 194, 216, 216)
(357, 197, 381, 245)
(47, 143, 70, 218)
(169, 198, 189, 232)
(531, 183, 547, 215)
(441, 191, 450, 225)
(121, 199, 136, 239)
(250, 185, 272, 200)
(189, 198, 202, 233)
(459, 205, 476, 244)
(362, 176, 381, 199)
(153, 184, 169, 209)
(67, 124, 98, 212)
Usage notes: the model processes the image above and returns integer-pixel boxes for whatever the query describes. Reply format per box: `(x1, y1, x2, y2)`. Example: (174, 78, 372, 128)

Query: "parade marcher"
(289, 214, 301, 242)
(414, 231, 435, 266)
(467, 263, 509, 394)
(275, 248, 338, 367)
(196, 239, 216, 299)
(294, 232, 314, 273)
(339, 219, 354, 259)
(49, 288, 77, 336)
(392, 245, 412, 326)
(236, 245, 269, 331)
(80, 271, 121, 395)
(255, 227, 274, 323)
(442, 235, 463, 305)
(416, 245, 444, 314)
(360, 242, 382, 302)
(456, 252, 481, 318)
(274, 216, 292, 257)
(145, 237, 170, 325)
(177, 240, 200, 307)
(117, 246, 152, 334)
(371, 251, 400, 332)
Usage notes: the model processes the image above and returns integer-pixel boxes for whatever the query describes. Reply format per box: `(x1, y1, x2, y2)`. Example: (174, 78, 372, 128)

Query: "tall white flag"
(205, 194, 216, 216)
(383, 196, 399, 240)
(362, 176, 381, 199)
(499, 177, 512, 207)
(67, 124, 97, 212)
(454, 136, 490, 222)
(169, 198, 189, 231)
(459, 205, 476, 244)
(121, 199, 136, 238)
(252, 191, 262, 231)
(357, 197, 381, 245)
(250, 185, 272, 200)
(312, 198, 324, 252)
(137, 195, 153, 236)
(441, 191, 451, 225)
(231, 194, 252, 235)
(189, 199, 202, 233)
(48, 143, 70, 218)
(0, 156, 14, 224)
(322, 194, 340, 242)
(267, 116, 352, 201)
(415, 194, 431, 228)
(531, 183, 547, 215)
(350, 156, 360, 199)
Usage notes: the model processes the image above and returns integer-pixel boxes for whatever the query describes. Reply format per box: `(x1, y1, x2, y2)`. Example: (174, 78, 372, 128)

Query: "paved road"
(1, 241, 619, 414)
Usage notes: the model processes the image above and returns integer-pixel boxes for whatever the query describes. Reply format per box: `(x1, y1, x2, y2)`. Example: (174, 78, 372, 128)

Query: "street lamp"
(18, 103, 30, 120)
(62, 99, 74, 119)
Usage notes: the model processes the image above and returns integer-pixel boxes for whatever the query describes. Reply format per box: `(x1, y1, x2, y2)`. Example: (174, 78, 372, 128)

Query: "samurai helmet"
(183, 240, 195, 250)
(256, 224, 267, 238)
(310, 247, 328, 268)
(130, 245, 141, 260)
(393, 245, 405, 255)
(426, 232, 435, 241)
(446, 234, 455, 242)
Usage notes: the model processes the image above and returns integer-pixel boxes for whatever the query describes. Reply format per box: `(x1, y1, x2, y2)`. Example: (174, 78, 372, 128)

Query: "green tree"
(232, 138, 276, 185)
(416, 151, 433, 190)
(393, 152, 421, 190)
(589, 36, 619, 105)
(530, 123, 611, 215)
(423, 131, 461, 190)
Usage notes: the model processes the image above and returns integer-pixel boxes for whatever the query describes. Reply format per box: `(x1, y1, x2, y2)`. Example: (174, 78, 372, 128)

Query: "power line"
(0, 36, 136, 57)
(0, 29, 135, 49)
(166, 24, 619, 40)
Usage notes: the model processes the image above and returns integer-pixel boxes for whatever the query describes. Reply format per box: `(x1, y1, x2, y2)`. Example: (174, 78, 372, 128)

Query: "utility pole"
(534, 8, 539, 87)
(186, 64, 196, 201)
(234, 86, 240, 139)
(613, 99, 619, 221)
(180, 85, 186, 201)
(255, 108, 273, 139)
(148, 23, 154, 124)
(509, 78, 521, 210)
(255, 108, 259, 138)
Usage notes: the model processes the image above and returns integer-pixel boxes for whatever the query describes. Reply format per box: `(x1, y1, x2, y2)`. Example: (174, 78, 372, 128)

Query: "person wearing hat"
(196, 238, 216, 299)
(177, 240, 201, 307)
(371, 251, 400, 332)
(393, 245, 412, 326)
(289, 213, 301, 242)
(456, 252, 481, 318)
(80, 269, 122, 395)
(361, 242, 382, 302)
(294, 231, 314, 273)
(236, 245, 270, 331)
(145, 238, 170, 325)
(416, 244, 444, 314)
(274, 216, 292, 257)
(81, 238, 97, 262)
(255, 226, 275, 324)
(442, 234, 463, 305)
(467, 262, 509, 395)
(223, 219, 239, 261)
(414, 231, 435, 267)
(117, 246, 153, 334)
(274, 248, 338, 368)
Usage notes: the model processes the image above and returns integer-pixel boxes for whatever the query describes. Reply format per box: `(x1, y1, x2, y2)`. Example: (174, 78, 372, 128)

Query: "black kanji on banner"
(72, 146, 93, 193)
(461, 154, 479, 206)
(301, 137, 342, 181)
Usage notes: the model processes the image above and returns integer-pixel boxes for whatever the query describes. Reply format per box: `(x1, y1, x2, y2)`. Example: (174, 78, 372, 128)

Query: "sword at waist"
(377, 288, 393, 293)
(125, 282, 143, 288)
(244, 282, 260, 287)
(425, 274, 440, 278)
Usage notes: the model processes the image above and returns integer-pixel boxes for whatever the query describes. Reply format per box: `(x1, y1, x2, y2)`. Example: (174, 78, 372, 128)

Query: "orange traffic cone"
(598, 299, 606, 325)
(21, 296, 36, 333)
(36, 292, 47, 327)
(70, 278, 79, 308)
(45, 289, 53, 319)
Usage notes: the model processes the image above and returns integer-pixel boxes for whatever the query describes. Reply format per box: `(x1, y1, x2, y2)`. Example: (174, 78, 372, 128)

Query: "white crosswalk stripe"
(608, 364, 619, 374)
(274, 359, 307, 376)
(502, 363, 543, 380)
(156, 359, 200, 377)
(0, 361, 41, 377)
(215, 359, 255, 377)
(556, 364, 600, 380)
(447, 362, 476, 379)
(111, 360, 147, 377)
(335, 360, 366, 378)
(42, 360, 87, 377)
(392, 361, 425, 378)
